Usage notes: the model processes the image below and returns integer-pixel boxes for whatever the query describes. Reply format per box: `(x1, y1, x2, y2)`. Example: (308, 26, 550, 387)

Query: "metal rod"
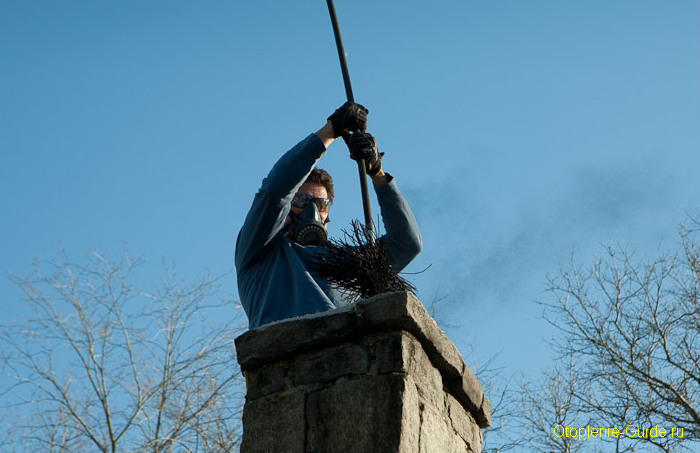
(326, 0, 354, 103)
(326, 0, 375, 241)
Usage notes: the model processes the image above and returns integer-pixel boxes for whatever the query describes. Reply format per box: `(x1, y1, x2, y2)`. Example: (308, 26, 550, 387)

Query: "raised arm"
(235, 102, 368, 272)
(374, 176, 422, 272)
(348, 132, 422, 271)
(235, 133, 328, 271)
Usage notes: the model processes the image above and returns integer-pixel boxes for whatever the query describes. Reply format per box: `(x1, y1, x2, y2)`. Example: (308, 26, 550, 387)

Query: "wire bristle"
(310, 220, 416, 301)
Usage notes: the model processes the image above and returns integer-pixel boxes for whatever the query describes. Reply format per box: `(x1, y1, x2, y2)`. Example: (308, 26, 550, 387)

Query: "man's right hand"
(327, 102, 368, 138)
(349, 132, 383, 176)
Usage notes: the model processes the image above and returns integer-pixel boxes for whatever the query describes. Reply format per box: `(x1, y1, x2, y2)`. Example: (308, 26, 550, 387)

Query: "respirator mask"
(288, 193, 330, 246)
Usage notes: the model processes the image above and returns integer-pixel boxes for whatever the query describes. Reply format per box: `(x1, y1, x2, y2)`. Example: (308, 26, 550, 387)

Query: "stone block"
(479, 396, 492, 428)
(356, 292, 465, 381)
(240, 390, 305, 453)
(245, 364, 286, 400)
(373, 331, 445, 410)
(446, 393, 482, 452)
(306, 374, 416, 453)
(373, 331, 406, 374)
(419, 402, 469, 453)
(451, 364, 484, 419)
(237, 292, 489, 452)
(236, 308, 358, 370)
(398, 375, 422, 453)
(293, 343, 369, 385)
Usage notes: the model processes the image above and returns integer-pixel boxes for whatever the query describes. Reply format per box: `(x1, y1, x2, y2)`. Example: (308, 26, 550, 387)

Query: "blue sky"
(1, 0, 698, 393)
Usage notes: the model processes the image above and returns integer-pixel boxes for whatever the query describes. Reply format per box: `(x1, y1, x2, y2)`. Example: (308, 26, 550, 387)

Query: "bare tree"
(516, 357, 601, 453)
(478, 354, 596, 453)
(0, 250, 245, 453)
(476, 357, 524, 453)
(540, 217, 700, 453)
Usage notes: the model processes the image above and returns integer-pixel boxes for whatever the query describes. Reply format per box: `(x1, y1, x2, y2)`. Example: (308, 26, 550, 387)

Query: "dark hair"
(305, 168, 334, 202)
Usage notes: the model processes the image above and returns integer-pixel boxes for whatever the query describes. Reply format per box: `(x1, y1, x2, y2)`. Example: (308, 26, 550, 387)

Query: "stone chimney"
(235, 292, 491, 453)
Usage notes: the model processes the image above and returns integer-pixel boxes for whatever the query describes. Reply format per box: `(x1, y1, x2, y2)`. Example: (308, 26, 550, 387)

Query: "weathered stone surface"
(236, 292, 489, 452)
(451, 364, 484, 419)
(245, 364, 286, 400)
(373, 331, 406, 374)
(374, 331, 445, 410)
(419, 403, 469, 453)
(356, 293, 488, 427)
(236, 308, 357, 370)
(356, 293, 466, 381)
(293, 343, 369, 385)
(479, 396, 492, 428)
(398, 375, 422, 453)
(306, 374, 407, 453)
(447, 393, 482, 452)
(240, 390, 305, 453)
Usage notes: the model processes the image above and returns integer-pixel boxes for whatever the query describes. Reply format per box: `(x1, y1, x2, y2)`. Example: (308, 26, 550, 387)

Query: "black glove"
(328, 102, 368, 138)
(349, 132, 383, 176)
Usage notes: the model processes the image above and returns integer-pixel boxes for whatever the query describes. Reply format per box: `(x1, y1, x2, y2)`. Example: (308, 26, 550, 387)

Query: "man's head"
(304, 168, 334, 203)
(284, 169, 334, 241)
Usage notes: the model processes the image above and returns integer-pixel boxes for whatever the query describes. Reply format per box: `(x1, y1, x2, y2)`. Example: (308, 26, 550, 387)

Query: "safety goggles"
(291, 193, 332, 213)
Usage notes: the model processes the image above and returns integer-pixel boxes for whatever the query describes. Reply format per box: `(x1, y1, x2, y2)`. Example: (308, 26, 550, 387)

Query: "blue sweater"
(235, 133, 422, 329)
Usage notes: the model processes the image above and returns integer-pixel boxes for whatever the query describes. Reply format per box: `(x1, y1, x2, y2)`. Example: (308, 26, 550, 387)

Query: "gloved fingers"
(328, 102, 369, 138)
(347, 132, 383, 175)
(348, 133, 375, 160)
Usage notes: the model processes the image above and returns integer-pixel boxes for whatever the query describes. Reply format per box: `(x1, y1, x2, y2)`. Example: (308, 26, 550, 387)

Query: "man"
(235, 102, 422, 329)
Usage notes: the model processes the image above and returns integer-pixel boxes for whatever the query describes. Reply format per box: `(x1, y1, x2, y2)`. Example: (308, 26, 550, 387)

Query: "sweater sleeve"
(235, 134, 327, 272)
(374, 176, 423, 272)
